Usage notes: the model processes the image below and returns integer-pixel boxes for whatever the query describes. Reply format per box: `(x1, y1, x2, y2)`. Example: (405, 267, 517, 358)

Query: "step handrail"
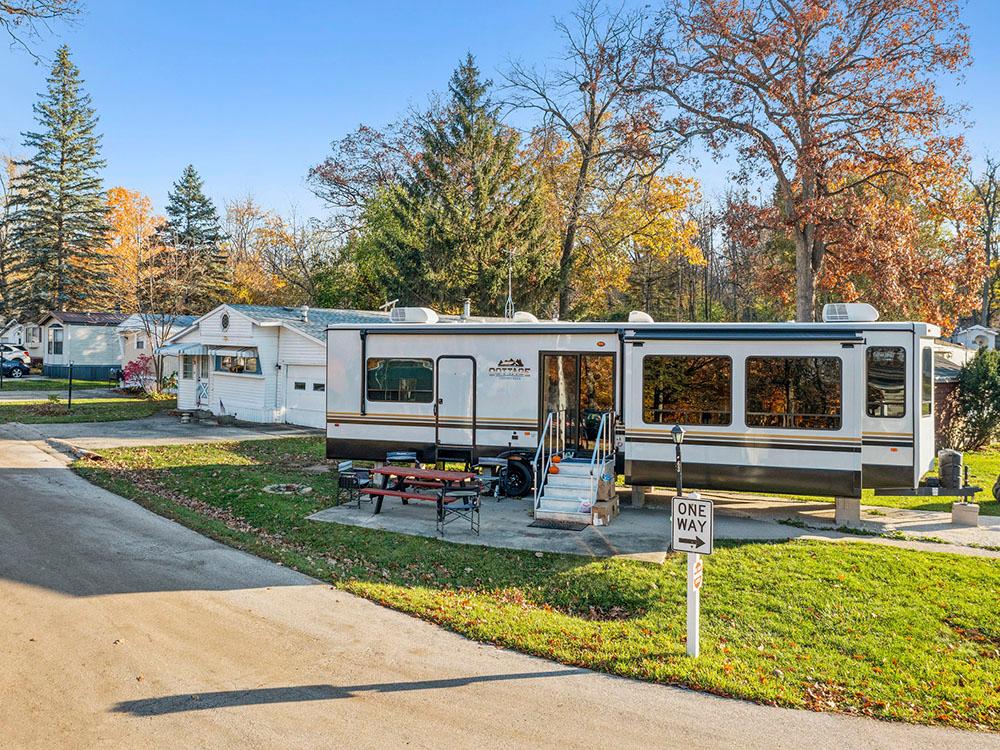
(587, 411, 616, 504)
(533, 409, 566, 510)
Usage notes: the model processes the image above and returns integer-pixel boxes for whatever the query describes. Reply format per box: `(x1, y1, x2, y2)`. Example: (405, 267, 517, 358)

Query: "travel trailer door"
(435, 356, 476, 454)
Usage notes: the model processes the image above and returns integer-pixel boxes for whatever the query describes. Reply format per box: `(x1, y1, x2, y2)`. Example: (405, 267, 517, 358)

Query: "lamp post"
(671, 424, 685, 497)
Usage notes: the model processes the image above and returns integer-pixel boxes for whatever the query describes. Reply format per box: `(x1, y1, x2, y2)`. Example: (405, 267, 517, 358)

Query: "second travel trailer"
(325, 304, 943, 523)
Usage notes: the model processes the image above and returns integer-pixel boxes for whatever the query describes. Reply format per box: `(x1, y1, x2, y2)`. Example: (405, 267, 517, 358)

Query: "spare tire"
(499, 459, 533, 497)
(938, 449, 963, 490)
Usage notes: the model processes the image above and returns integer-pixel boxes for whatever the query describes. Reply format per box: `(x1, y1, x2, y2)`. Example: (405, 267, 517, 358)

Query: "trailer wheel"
(500, 459, 533, 497)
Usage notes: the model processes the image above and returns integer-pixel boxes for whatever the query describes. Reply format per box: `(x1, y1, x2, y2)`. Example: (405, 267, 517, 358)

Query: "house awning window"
(208, 346, 258, 356)
(156, 342, 210, 356)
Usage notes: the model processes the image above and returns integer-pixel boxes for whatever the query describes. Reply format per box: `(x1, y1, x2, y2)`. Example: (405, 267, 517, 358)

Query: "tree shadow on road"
(111, 669, 587, 716)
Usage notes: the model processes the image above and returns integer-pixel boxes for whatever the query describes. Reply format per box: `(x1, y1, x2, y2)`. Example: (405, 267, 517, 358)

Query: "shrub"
(951, 348, 1000, 450)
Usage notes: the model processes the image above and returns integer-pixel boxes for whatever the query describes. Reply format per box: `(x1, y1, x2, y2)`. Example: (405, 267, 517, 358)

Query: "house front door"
(196, 356, 210, 407)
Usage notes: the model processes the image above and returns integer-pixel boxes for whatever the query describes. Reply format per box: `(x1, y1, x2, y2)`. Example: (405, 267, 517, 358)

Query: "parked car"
(0, 343, 31, 366)
(0, 358, 29, 378)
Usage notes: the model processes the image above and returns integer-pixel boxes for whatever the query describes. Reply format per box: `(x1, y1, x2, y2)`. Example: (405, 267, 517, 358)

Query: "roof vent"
(628, 310, 654, 323)
(299, 305, 309, 322)
(389, 306, 440, 324)
(512, 311, 539, 323)
(822, 302, 879, 323)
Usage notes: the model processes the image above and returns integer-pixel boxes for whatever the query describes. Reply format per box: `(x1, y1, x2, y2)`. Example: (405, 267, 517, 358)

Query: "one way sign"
(671, 494, 714, 555)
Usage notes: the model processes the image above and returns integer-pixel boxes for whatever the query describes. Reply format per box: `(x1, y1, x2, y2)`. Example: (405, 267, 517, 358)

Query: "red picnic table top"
(371, 466, 476, 482)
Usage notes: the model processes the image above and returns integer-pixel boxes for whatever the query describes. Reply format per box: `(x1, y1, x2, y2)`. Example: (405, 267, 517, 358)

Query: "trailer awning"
(155, 342, 210, 356)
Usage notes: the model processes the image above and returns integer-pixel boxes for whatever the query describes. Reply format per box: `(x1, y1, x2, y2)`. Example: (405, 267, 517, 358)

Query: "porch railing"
(533, 409, 566, 511)
(588, 411, 616, 503)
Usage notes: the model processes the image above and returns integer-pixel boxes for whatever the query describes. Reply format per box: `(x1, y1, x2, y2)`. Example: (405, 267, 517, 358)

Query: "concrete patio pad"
(309, 491, 1000, 561)
(310, 495, 675, 562)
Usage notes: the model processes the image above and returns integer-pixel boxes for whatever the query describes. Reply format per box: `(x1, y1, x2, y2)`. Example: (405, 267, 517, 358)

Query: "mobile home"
(36, 311, 128, 379)
(326, 304, 940, 521)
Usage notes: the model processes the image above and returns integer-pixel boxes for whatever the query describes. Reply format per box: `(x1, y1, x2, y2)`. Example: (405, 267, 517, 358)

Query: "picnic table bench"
(361, 465, 481, 535)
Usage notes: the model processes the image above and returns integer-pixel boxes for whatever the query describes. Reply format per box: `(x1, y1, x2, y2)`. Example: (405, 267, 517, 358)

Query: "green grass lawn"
(74, 437, 1000, 732)
(0, 377, 113, 391)
(771, 448, 1000, 516)
(0, 396, 175, 423)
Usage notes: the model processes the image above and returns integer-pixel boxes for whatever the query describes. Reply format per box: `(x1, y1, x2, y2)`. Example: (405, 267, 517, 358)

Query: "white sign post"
(672, 494, 713, 658)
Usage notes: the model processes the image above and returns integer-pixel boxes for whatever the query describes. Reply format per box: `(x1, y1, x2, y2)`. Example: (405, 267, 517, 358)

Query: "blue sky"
(1, 0, 998, 218)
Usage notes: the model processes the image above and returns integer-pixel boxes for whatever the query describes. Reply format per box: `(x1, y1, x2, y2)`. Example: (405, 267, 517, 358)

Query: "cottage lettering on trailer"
(488, 358, 531, 379)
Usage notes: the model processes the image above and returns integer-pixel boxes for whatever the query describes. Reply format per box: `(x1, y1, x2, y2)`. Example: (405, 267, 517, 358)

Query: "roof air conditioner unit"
(628, 310, 654, 323)
(512, 311, 539, 323)
(821, 303, 880, 323)
(389, 307, 440, 324)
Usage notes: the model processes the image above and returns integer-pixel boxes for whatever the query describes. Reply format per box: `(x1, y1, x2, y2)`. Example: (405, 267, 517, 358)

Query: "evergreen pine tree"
(9, 45, 110, 316)
(157, 164, 228, 313)
(382, 54, 555, 314)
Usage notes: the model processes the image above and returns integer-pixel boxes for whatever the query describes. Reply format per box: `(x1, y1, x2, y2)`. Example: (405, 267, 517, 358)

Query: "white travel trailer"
(326, 304, 943, 521)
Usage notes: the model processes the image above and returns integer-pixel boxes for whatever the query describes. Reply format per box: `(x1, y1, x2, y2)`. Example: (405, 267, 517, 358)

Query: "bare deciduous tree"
(970, 156, 1000, 327)
(505, 0, 669, 318)
(1, 1, 79, 55)
(307, 122, 416, 239)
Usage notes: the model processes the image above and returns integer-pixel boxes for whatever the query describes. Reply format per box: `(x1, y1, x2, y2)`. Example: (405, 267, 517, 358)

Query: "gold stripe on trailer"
(327, 411, 536, 424)
(624, 427, 862, 444)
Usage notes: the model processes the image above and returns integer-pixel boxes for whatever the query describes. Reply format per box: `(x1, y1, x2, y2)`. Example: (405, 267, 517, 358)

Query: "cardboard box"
(592, 498, 619, 526)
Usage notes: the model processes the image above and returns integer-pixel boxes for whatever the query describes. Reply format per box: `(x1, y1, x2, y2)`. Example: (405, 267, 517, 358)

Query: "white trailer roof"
(326, 320, 940, 338)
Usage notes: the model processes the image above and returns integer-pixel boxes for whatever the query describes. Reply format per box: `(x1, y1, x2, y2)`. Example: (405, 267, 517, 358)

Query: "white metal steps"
(534, 456, 614, 524)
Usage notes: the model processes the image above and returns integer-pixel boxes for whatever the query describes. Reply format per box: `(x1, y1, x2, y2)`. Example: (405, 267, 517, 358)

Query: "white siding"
(200, 306, 254, 340)
(197, 308, 282, 424)
(277, 328, 324, 364)
(67, 325, 123, 365)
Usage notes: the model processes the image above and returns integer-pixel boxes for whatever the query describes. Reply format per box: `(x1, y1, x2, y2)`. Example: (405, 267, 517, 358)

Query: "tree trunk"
(558, 154, 592, 319)
(794, 228, 817, 322)
(982, 278, 992, 328)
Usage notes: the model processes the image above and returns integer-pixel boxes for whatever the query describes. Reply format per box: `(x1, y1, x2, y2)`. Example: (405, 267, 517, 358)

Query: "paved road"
(1, 427, 996, 750)
(20, 412, 320, 449)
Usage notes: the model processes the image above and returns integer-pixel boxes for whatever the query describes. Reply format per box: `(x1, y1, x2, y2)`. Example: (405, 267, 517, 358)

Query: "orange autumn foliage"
(104, 186, 164, 312)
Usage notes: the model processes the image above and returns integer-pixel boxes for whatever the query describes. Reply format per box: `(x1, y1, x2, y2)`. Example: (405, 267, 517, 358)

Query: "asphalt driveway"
(1, 426, 996, 749)
(19, 411, 320, 450)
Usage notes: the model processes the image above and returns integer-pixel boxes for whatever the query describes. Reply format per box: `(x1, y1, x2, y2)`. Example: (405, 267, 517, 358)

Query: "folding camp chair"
(337, 460, 371, 507)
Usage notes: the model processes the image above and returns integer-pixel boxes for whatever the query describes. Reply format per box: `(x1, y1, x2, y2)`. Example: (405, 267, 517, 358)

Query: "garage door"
(285, 365, 327, 428)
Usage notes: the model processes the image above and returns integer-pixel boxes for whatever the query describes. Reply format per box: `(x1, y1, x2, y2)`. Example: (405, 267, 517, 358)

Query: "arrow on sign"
(679, 536, 705, 549)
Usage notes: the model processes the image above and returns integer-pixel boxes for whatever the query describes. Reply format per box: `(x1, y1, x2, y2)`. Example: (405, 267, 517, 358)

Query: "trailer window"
(866, 347, 906, 418)
(746, 357, 842, 430)
(642, 355, 732, 425)
(366, 358, 434, 403)
(921, 347, 933, 416)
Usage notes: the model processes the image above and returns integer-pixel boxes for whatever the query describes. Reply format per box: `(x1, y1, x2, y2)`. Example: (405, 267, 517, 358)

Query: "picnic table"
(362, 465, 481, 535)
